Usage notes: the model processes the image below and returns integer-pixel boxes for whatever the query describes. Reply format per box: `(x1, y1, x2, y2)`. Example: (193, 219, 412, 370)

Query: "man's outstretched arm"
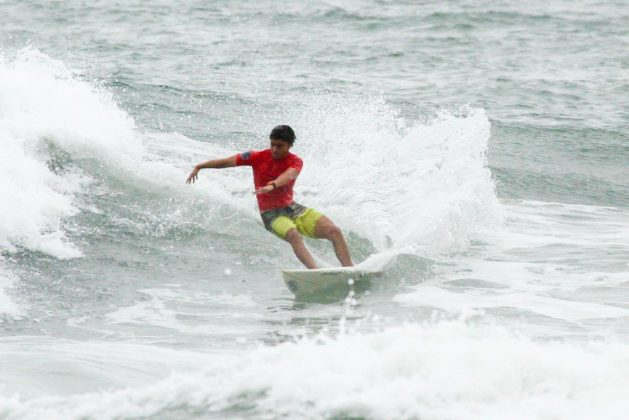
(186, 155, 238, 184)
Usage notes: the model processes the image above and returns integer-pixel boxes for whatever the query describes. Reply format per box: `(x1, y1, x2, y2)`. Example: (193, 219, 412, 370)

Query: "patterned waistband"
(260, 202, 307, 229)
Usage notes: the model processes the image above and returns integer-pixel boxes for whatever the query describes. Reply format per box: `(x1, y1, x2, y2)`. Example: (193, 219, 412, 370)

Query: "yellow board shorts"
(261, 203, 324, 239)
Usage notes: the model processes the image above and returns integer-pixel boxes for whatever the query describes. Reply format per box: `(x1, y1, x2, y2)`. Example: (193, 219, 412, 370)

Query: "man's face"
(270, 139, 291, 159)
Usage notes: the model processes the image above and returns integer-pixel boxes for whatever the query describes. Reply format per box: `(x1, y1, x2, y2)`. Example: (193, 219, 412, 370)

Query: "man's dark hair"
(270, 125, 296, 145)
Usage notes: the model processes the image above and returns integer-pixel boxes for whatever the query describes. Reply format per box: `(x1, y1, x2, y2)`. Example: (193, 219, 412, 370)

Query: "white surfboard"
(282, 266, 380, 299)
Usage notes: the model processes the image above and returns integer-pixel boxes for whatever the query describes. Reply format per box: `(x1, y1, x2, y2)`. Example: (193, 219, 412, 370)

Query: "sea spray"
(290, 97, 502, 255)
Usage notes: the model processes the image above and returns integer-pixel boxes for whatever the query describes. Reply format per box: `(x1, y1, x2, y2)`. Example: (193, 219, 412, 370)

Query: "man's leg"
(314, 216, 353, 267)
(285, 228, 317, 269)
(269, 215, 317, 269)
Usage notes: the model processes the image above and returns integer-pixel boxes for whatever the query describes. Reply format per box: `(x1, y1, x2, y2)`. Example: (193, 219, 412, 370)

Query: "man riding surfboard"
(186, 125, 353, 269)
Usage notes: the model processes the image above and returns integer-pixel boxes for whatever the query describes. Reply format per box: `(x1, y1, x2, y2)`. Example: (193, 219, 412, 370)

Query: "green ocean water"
(1, 1, 628, 419)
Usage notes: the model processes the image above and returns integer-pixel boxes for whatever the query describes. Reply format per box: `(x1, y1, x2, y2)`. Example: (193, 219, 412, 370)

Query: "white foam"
(355, 250, 399, 271)
(3, 320, 629, 419)
(0, 48, 141, 258)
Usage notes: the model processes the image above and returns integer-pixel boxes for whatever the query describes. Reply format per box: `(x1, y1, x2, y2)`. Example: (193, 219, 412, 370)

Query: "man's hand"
(186, 166, 200, 184)
(255, 182, 275, 195)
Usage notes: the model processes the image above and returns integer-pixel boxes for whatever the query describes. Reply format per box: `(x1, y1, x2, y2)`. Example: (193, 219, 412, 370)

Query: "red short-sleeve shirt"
(235, 149, 303, 212)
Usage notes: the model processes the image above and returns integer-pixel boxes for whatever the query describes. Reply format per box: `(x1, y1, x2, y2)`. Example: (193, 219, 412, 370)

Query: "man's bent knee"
(322, 224, 342, 241)
(329, 225, 342, 239)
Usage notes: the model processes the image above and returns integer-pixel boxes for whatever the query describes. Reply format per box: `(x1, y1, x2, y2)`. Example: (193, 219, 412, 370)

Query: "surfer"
(186, 125, 353, 269)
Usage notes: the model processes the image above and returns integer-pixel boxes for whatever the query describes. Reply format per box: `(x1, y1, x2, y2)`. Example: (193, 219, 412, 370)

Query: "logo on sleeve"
(241, 151, 251, 160)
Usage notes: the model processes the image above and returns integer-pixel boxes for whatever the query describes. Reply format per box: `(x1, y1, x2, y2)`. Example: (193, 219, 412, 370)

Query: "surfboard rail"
(282, 267, 380, 300)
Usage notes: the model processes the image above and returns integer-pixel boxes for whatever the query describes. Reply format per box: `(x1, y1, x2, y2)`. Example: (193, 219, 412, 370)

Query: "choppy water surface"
(1, 1, 628, 418)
